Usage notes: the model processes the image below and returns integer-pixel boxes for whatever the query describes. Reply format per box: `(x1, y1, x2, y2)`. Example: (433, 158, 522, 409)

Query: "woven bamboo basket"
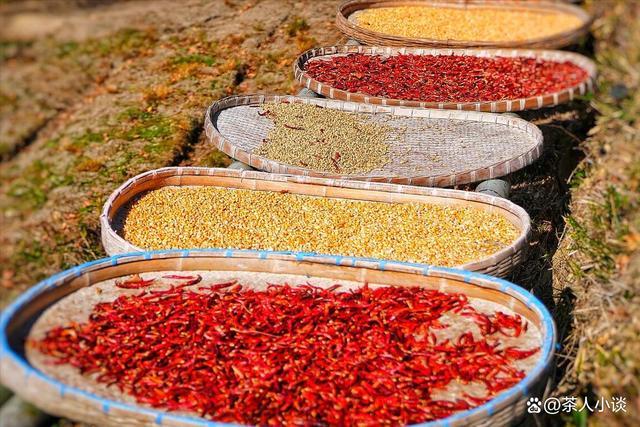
(100, 167, 531, 277)
(204, 95, 543, 186)
(294, 45, 596, 112)
(336, 0, 593, 49)
(0, 249, 556, 427)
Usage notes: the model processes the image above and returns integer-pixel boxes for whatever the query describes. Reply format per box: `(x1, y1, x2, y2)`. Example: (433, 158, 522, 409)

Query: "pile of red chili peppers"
(34, 275, 539, 426)
(305, 54, 588, 102)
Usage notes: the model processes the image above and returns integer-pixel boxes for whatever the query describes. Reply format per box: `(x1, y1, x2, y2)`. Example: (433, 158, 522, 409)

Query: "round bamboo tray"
(336, 0, 593, 49)
(204, 94, 544, 186)
(100, 167, 531, 277)
(0, 249, 556, 427)
(294, 45, 596, 112)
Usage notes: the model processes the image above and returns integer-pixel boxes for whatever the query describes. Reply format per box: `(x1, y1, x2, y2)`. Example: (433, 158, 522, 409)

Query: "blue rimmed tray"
(1, 249, 555, 427)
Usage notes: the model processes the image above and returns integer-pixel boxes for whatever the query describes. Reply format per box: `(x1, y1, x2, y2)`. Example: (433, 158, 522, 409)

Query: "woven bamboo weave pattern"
(206, 95, 543, 186)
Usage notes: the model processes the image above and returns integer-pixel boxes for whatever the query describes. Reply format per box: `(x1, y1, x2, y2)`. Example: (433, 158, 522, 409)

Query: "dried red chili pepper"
(114, 274, 155, 289)
(283, 124, 305, 130)
(33, 280, 540, 426)
(161, 274, 202, 288)
(504, 347, 540, 360)
(304, 54, 588, 103)
(493, 311, 526, 337)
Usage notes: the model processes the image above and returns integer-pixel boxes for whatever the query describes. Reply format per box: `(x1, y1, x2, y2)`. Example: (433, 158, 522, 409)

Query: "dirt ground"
(0, 0, 638, 426)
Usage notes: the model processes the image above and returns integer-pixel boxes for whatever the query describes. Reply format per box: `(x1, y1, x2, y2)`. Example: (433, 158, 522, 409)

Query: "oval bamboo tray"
(100, 167, 531, 277)
(0, 250, 556, 427)
(336, 0, 593, 49)
(204, 95, 544, 186)
(295, 46, 596, 112)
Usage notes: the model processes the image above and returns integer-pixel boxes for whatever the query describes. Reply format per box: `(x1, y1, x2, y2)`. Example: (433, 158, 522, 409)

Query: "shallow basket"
(294, 45, 596, 112)
(100, 167, 531, 277)
(205, 95, 543, 186)
(0, 249, 556, 427)
(336, 0, 593, 49)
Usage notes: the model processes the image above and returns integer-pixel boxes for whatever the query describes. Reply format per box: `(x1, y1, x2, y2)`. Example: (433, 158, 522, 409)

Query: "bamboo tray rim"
(337, 0, 594, 48)
(0, 249, 556, 427)
(294, 45, 597, 112)
(205, 94, 544, 186)
(99, 167, 531, 273)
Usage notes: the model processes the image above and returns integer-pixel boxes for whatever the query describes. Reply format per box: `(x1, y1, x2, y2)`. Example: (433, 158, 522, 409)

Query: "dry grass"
(550, 1, 640, 425)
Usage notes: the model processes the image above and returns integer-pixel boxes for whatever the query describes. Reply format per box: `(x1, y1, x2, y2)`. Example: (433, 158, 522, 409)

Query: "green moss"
(102, 149, 137, 180)
(56, 41, 80, 58)
(570, 168, 587, 189)
(566, 215, 616, 280)
(7, 160, 74, 209)
(575, 92, 595, 102)
(7, 183, 47, 210)
(118, 107, 154, 122)
(565, 167, 636, 283)
(285, 17, 309, 37)
(568, 184, 633, 281)
(70, 131, 103, 149)
(571, 408, 588, 427)
(123, 117, 172, 142)
(8, 241, 52, 284)
(262, 50, 288, 71)
(43, 137, 60, 149)
(13, 241, 45, 267)
(598, 185, 631, 238)
(143, 137, 175, 155)
(77, 196, 102, 217)
(210, 74, 234, 92)
(0, 40, 32, 62)
(0, 142, 10, 157)
(201, 149, 232, 167)
(84, 28, 156, 58)
(113, 108, 174, 144)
